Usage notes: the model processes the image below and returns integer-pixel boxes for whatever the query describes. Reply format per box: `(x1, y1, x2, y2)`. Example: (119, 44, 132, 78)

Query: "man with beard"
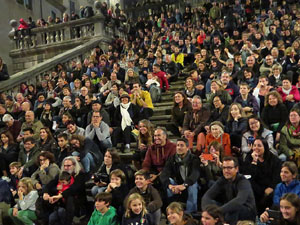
(160, 138, 200, 213)
(142, 127, 176, 184)
(43, 156, 87, 225)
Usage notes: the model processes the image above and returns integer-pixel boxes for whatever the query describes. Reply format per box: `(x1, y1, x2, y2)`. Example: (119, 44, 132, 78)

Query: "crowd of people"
(1, 0, 300, 225)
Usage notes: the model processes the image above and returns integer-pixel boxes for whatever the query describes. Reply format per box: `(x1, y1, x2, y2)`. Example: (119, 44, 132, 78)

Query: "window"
(25, 0, 33, 10)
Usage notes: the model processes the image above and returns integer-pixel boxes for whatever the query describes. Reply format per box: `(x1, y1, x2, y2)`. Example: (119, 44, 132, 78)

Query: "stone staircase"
(118, 77, 186, 159)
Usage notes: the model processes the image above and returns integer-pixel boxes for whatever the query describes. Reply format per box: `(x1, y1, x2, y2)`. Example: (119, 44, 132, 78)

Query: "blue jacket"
(273, 180, 300, 206)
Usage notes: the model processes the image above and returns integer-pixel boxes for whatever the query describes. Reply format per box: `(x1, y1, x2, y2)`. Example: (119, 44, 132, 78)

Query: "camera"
(93, 172, 109, 183)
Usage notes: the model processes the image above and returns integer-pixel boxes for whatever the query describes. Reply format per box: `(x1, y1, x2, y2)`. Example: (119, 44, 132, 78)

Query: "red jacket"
(153, 70, 169, 90)
(142, 139, 176, 173)
(277, 85, 300, 102)
(205, 133, 232, 156)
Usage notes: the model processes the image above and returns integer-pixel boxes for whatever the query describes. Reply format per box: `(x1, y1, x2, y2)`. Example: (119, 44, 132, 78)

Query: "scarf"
(120, 102, 132, 130)
(282, 87, 292, 95)
(175, 150, 192, 181)
(287, 124, 300, 137)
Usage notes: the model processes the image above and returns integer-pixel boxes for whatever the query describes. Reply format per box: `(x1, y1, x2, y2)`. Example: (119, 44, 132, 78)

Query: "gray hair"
(192, 95, 202, 104)
(61, 156, 82, 176)
(2, 114, 13, 122)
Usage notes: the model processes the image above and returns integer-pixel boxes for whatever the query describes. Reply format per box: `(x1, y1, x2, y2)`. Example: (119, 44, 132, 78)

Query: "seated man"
(202, 156, 256, 224)
(182, 95, 211, 152)
(85, 111, 112, 155)
(19, 110, 44, 141)
(160, 138, 200, 213)
(130, 82, 154, 120)
(142, 127, 176, 184)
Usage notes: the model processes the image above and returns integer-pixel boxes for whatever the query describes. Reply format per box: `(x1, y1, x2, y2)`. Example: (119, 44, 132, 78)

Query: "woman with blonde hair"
(167, 202, 197, 225)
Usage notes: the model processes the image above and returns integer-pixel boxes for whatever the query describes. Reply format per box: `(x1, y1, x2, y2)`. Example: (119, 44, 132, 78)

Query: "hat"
(209, 121, 224, 131)
(6, 95, 13, 101)
(119, 92, 130, 100)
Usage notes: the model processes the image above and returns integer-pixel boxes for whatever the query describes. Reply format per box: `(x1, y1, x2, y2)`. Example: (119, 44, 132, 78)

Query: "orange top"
(205, 133, 232, 156)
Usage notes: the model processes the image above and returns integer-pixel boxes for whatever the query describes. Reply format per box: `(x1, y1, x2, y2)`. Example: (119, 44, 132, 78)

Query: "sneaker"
(124, 144, 131, 153)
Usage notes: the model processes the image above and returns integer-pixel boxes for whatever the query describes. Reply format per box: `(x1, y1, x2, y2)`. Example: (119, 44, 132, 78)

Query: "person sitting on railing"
(14, 18, 29, 40)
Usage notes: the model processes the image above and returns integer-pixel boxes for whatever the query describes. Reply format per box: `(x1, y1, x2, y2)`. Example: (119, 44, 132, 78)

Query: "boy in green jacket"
(88, 192, 119, 225)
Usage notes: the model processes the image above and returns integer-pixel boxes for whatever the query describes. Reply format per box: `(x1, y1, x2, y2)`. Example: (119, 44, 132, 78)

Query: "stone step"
(153, 106, 172, 116)
(154, 101, 173, 107)
(150, 114, 172, 121)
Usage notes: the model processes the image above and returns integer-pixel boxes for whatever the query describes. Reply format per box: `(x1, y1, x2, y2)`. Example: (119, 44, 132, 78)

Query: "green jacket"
(279, 125, 300, 157)
(18, 145, 40, 169)
(87, 206, 119, 225)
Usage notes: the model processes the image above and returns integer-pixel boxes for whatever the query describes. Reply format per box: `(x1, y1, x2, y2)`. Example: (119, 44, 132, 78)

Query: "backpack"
(149, 84, 161, 103)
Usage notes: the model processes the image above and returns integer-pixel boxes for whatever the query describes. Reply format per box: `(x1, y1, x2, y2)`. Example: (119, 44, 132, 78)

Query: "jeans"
(91, 186, 107, 196)
(167, 178, 199, 213)
(149, 209, 161, 225)
(49, 207, 66, 225)
(72, 151, 95, 173)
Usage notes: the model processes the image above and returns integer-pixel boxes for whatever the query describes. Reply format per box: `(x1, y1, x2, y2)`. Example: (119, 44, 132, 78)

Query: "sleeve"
(95, 123, 110, 141)
(185, 157, 201, 186)
(279, 128, 294, 157)
(38, 164, 60, 185)
(221, 179, 253, 214)
(18, 191, 39, 210)
(146, 186, 163, 213)
(201, 178, 224, 209)
(273, 184, 282, 206)
(159, 158, 173, 189)
(85, 125, 95, 139)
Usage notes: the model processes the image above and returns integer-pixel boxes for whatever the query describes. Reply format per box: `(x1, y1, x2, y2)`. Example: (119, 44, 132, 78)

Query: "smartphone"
(202, 153, 214, 161)
(267, 209, 281, 219)
(247, 136, 255, 145)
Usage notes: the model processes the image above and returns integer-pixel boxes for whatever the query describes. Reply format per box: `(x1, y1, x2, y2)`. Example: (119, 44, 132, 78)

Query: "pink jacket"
(277, 86, 300, 102)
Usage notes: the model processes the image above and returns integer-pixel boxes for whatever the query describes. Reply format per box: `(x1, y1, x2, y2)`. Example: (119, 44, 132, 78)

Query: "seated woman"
(166, 202, 197, 225)
(273, 161, 300, 207)
(238, 68, 258, 90)
(200, 141, 223, 187)
(133, 119, 154, 170)
(206, 79, 232, 106)
(209, 94, 230, 126)
(240, 138, 281, 214)
(261, 91, 289, 143)
(277, 76, 300, 111)
(0, 130, 18, 177)
(234, 82, 259, 117)
(91, 148, 123, 196)
(9, 177, 39, 225)
(226, 103, 248, 149)
(39, 101, 55, 130)
(205, 121, 231, 156)
(169, 91, 192, 137)
(112, 93, 140, 153)
(31, 151, 60, 191)
(105, 169, 129, 218)
(241, 115, 277, 157)
(183, 77, 205, 101)
(260, 193, 300, 225)
(280, 108, 300, 163)
(38, 127, 58, 153)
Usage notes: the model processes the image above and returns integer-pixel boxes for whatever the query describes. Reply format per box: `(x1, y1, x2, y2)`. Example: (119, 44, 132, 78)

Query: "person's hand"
(12, 208, 18, 217)
(92, 121, 100, 128)
(286, 94, 294, 101)
(251, 151, 258, 163)
(178, 126, 182, 133)
(205, 126, 210, 133)
(275, 132, 280, 142)
(184, 130, 191, 138)
(200, 154, 209, 166)
(139, 143, 147, 151)
(35, 183, 42, 190)
(40, 160, 49, 170)
(18, 189, 24, 200)
(43, 193, 50, 201)
(57, 184, 63, 191)
(74, 156, 80, 161)
(243, 106, 251, 112)
(210, 74, 215, 79)
(265, 187, 274, 195)
(176, 184, 186, 193)
(149, 173, 159, 183)
(98, 181, 107, 187)
(260, 208, 270, 223)
(196, 84, 204, 90)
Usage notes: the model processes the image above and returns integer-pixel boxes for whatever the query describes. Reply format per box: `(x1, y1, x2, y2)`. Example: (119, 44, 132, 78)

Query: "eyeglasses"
(39, 158, 46, 162)
(64, 164, 73, 167)
(222, 166, 236, 170)
(249, 121, 259, 126)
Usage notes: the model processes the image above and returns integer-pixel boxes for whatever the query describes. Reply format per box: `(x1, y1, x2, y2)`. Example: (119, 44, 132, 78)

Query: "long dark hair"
(201, 205, 224, 225)
(247, 115, 265, 136)
(253, 137, 271, 160)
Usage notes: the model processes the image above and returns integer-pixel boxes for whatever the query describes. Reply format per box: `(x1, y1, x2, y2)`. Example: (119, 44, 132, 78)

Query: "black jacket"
(160, 151, 200, 189)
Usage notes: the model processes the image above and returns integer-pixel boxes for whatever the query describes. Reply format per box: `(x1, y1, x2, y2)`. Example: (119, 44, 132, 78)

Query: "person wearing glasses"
(43, 156, 87, 225)
(202, 156, 256, 225)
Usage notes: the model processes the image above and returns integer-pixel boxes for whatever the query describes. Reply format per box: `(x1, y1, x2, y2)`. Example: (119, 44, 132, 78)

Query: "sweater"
(261, 103, 288, 133)
(122, 213, 153, 225)
(88, 206, 119, 225)
(205, 133, 231, 156)
(14, 190, 39, 211)
(142, 140, 176, 173)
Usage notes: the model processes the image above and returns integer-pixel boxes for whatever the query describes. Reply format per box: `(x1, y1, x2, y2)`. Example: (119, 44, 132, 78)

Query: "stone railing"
(8, 14, 124, 51)
(0, 38, 109, 94)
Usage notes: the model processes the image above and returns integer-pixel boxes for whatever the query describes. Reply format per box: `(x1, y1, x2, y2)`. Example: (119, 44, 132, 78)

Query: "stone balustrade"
(8, 14, 114, 50)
